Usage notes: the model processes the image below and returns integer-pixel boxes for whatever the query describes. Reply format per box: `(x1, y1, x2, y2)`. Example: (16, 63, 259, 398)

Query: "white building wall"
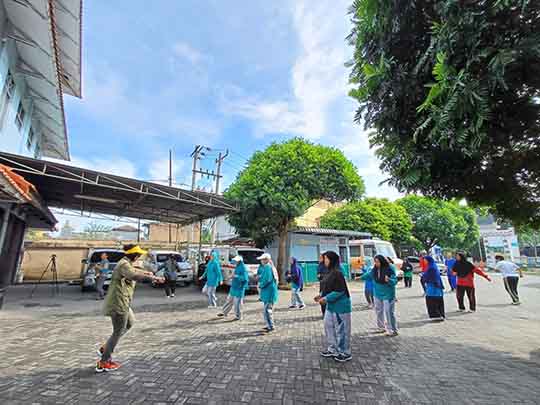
(0, 5, 41, 159)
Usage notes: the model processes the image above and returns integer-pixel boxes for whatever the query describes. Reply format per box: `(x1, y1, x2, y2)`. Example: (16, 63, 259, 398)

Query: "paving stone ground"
(0, 274, 539, 405)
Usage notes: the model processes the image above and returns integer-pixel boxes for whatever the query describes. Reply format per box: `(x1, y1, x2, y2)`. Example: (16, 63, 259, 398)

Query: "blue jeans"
(222, 295, 242, 319)
(324, 311, 351, 356)
(290, 286, 304, 307)
(206, 285, 217, 307)
(374, 297, 398, 333)
(263, 303, 274, 330)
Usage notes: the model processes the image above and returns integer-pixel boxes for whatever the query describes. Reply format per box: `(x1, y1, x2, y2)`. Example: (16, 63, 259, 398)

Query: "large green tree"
(225, 138, 364, 282)
(517, 226, 540, 257)
(398, 195, 479, 251)
(348, 0, 540, 226)
(320, 198, 413, 247)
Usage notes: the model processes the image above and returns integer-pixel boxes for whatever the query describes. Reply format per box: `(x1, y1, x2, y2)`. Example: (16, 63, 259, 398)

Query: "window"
(15, 102, 25, 129)
(0, 72, 15, 130)
(350, 246, 361, 257)
(363, 245, 376, 258)
(374, 243, 397, 258)
(26, 128, 34, 150)
(5, 73, 15, 101)
(34, 144, 41, 158)
(237, 250, 265, 265)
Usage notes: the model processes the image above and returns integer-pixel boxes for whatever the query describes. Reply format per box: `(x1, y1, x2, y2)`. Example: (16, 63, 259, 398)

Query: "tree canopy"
(517, 225, 540, 256)
(225, 138, 365, 281)
(397, 195, 479, 251)
(320, 198, 413, 247)
(348, 0, 540, 226)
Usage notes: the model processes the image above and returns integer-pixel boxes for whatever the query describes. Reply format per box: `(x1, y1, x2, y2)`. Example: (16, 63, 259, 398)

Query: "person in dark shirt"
(316, 254, 329, 316)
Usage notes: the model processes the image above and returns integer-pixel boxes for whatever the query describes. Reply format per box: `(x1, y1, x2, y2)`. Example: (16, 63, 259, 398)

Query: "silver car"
(144, 251, 194, 287)
(80, 249, 124, 292)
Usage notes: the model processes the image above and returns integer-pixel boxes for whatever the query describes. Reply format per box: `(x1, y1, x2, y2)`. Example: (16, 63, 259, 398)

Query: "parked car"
(144, 250, 194, 287)
(406, 256, 447, 275)
(80, 249, 124, 292)
(197, 246, 265, 293)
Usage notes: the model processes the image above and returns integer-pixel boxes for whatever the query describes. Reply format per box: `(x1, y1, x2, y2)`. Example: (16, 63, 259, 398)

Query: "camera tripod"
(29, 254, 59, 298)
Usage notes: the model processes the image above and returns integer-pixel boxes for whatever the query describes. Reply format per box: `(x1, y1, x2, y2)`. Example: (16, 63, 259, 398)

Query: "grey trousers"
(222, 294, 242, 319)
(96, 276, 106, 299)
(101, 309, 135, 362)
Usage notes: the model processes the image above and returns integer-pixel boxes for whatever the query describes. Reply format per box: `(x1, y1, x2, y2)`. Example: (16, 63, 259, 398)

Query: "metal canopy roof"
(0, 152, 238, 225)
(4, 0, 83, 160)
(292, 227, 372, 239)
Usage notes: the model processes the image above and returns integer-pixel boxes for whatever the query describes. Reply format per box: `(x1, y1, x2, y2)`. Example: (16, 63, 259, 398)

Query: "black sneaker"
(334, 354, 352, 363)
(298, 304, 306, 310)
(320, 350, 337, 358)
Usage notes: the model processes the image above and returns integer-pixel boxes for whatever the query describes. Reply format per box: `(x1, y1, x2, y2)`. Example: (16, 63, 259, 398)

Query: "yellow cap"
(124, 245, 147, 256)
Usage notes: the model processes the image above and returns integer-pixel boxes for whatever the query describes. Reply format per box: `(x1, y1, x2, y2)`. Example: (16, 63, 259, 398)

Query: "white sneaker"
(171, 294, 175, 298)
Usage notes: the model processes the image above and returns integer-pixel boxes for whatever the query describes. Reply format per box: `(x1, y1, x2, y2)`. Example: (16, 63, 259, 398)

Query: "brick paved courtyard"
(1, 275, 539, 405)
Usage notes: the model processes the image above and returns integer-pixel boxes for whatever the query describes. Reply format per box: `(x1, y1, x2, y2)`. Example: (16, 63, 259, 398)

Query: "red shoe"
(95, 360, 121, 373)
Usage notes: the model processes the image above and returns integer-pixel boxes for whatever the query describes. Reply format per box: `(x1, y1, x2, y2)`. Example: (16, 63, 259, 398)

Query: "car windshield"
(90, 251, 124, 263)
(238, 250, 264, 265)
(375, 243, 396, 258)
(156, 254, 184, 262)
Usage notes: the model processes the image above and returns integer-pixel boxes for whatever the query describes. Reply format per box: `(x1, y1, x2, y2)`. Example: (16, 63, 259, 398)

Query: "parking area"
(0, 275, 539, 404)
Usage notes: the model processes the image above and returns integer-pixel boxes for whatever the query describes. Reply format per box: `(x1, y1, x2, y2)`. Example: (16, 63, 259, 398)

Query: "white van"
(349, 239, 403, 279)
(196, 246, 265, 292)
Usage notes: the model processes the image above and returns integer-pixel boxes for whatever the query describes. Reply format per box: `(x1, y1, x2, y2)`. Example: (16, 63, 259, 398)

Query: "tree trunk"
(276, 221, 289, 286)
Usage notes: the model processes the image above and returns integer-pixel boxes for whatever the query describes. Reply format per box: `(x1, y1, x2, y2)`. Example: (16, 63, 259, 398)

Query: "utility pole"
(212, 150, 229, 243)
(214, 149, 229, 195)
(190, 145, 205, 245)
(168, 149, 173, 244)
(190, 145, 204, 191)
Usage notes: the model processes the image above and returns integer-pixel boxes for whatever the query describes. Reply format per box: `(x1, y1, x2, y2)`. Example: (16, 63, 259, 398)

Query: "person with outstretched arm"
(96, 244, 164, 373)
(452, 252, 491, 312)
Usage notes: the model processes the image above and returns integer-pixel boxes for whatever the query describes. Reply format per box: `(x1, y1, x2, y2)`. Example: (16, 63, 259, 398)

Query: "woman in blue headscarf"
(287, 257, 305, 309)
(218, 255, 249, 320)
(199, 250, 223, 308)
(421, 256, 445, 320)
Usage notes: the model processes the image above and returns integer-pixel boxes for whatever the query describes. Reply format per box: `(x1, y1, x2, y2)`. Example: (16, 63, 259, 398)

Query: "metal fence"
(297, 262, 351, 284)
(517, 256, 540, 268)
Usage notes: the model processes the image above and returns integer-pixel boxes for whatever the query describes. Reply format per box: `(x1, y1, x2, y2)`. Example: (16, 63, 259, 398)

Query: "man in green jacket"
(96, 244, 164, 373)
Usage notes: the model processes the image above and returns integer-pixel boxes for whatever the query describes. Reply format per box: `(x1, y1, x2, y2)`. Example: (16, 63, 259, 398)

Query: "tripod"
(29, 254, 59, 298)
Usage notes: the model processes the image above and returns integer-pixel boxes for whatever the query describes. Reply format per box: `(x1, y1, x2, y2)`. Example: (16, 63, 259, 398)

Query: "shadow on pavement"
(1, 335, 539, 404)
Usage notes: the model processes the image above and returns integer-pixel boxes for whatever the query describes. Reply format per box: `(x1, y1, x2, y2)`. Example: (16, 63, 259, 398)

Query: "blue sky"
(55, 0, 399, 231)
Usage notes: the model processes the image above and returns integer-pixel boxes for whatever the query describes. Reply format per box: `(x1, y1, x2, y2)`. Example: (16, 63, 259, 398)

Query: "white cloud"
(172, 42, 205, 65)
(219, 1, 350, 140)
(74, 61, 222, 143)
